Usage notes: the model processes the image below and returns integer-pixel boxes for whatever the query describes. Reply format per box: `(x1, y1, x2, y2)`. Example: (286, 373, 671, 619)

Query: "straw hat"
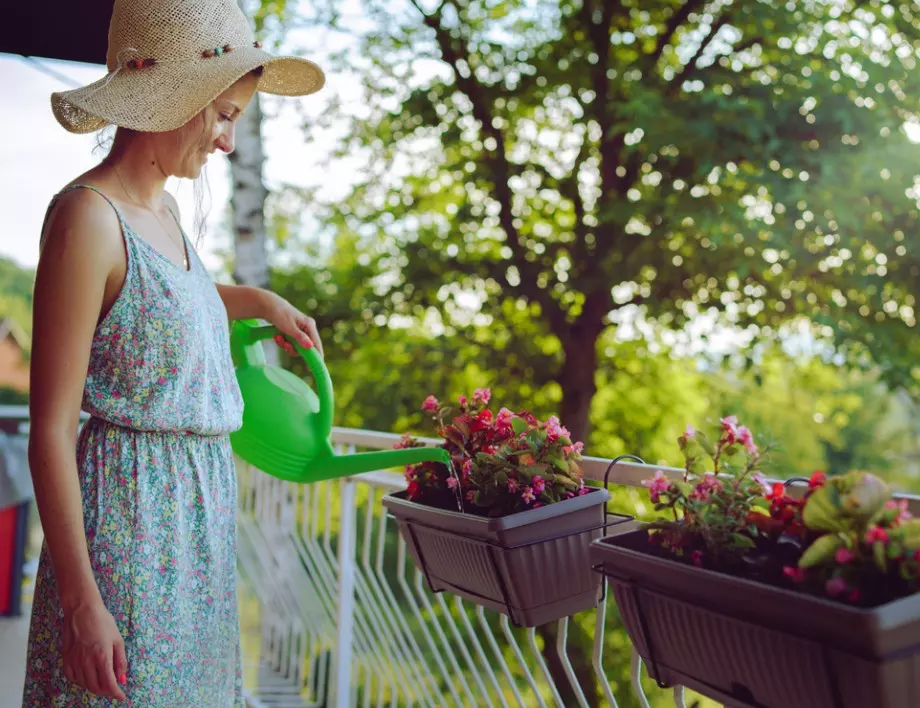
(51, 0, 325, 134)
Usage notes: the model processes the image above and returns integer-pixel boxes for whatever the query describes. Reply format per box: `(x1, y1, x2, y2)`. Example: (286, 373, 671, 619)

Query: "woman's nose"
(216, 128, 235, 154)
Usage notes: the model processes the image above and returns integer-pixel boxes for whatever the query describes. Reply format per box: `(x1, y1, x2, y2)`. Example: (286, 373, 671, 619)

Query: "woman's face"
(163, 72, 260, 179)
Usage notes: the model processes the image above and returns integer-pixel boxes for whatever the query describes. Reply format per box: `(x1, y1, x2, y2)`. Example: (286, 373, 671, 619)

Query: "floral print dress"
(23, 184, 246, 707)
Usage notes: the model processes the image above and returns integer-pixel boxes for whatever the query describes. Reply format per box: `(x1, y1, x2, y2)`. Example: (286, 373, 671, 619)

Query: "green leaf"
(873, 541, 888, 573)
(696, 431, 717, 457)
(511, 417, 528, 436)
(730, 533, 756, 549)
(798, 534, 846, 569)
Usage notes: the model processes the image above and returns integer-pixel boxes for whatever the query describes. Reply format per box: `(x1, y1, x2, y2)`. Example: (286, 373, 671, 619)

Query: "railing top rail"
(3, 407, 916, 505)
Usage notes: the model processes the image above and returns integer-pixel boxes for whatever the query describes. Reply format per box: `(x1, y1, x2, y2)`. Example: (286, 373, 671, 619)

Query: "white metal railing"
(237, 428, 699, 708)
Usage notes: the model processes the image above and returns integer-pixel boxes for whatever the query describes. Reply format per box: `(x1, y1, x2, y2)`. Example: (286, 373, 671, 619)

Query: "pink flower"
(507, 478, 519, 492)
(394, 433, 414, 450)
(472, 388, 491, 405)
(691, 550, 703, 567)
(835, 548, 856, 564)
(465, 490, 475, 502)
(752, 473, 771, 495)
(533, 502, 543, 509)
(458, 395, 468, 406)
(578, 486, 590, 496)
(690, 473, 722, 501)
(532, 476, 546, 494)
(544, 416, 570, 442)
(783, 566, 806, 583)
(737, 426, 758, 455)
(825, 576, 848, 597)
(866, 526, 889, 544)
(684, 424, 696, 439)
(495, 407, 514, 432)
(521, 487, 536, 504)
(720, 415, 740, 442)
(641, 470, 671, 503)
(446, 476, 459, 490)
(886, 499, 912, 521)
(421, 395, 440, 412)
(563, 441, 585, 456)
(404, 466, 417, 482)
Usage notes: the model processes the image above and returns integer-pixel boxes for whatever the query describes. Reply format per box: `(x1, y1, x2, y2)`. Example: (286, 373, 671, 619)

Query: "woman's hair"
(94, 66, 265, 247)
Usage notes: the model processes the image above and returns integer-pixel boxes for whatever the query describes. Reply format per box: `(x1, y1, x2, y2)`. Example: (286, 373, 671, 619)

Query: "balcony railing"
(238, 426, 694, 708)
(6, 405, 918, 707)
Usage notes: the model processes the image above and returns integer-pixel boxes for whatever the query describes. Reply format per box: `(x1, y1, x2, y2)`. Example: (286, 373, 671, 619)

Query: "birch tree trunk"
(227, 67, 278, 364)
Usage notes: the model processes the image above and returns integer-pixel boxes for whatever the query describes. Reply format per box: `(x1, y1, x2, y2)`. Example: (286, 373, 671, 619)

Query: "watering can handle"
(232, 320, 335, 439)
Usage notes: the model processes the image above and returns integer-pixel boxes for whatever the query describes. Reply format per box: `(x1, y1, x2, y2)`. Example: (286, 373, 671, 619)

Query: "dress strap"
(40, 183, 130, 248)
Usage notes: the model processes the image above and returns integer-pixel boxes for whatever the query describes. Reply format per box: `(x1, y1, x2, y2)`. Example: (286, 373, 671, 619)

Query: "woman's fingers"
(299, 316, 323, 357)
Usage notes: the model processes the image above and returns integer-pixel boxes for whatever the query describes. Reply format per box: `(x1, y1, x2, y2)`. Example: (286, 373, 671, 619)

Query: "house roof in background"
(3, 1, 111, 66)
(0, 319, 29, 352)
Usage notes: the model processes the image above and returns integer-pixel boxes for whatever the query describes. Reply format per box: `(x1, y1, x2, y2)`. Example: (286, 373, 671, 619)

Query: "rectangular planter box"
(590, 527, 920, 708)
(383, 487, 630, 627)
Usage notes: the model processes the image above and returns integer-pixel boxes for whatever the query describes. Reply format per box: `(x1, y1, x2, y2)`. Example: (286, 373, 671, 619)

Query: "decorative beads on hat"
(201, 41, 262, 59)
(119, 41, 264, 70)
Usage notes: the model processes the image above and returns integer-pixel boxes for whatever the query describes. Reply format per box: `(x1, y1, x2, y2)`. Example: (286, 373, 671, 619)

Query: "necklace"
(112, 164, 188, 270)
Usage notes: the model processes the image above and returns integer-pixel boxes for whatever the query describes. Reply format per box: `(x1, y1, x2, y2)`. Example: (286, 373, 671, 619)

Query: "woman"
(23, 0, 325, 704)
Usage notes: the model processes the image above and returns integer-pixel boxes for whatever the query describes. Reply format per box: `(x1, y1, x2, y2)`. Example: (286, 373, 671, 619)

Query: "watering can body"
(229, 319, 450, 483)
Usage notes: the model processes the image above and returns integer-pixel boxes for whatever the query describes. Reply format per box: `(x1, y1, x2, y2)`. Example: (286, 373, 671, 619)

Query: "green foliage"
(0, 256, 35, 341)
(290, 0, 920, 452)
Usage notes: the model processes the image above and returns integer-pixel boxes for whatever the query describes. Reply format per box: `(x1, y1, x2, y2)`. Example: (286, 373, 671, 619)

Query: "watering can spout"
(229, 319, 453, 484)
(303, 446, 453, 481)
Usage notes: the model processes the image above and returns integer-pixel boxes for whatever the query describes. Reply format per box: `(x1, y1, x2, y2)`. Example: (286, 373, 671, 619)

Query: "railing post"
(333, 477, 358, 708)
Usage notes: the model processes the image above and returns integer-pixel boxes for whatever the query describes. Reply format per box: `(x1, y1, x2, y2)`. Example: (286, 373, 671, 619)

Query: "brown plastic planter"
(382, 487, 627, 627)
(590, 526, 920, 708)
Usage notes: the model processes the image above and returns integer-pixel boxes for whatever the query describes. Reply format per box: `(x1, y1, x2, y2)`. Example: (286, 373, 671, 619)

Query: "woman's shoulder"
(41, 180, 125, 257)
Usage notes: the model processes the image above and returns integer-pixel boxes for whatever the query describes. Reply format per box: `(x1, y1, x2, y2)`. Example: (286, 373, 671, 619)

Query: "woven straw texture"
(51, 0, 324, 134)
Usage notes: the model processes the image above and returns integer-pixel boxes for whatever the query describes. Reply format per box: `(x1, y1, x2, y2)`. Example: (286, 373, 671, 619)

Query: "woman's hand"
(261, 291, 324, 358)
(61, 597, 128, 701)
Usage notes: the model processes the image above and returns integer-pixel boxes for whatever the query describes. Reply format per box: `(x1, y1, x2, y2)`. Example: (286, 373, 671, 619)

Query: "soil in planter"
(635, 527, 915, 609)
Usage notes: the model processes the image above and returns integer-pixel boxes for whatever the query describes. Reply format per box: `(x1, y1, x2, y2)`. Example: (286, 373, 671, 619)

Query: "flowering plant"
(642, 415, 920, 606)
(395, 389, 589, 517)
(788, 471, 920, 605)
(642, 416, 777, 566)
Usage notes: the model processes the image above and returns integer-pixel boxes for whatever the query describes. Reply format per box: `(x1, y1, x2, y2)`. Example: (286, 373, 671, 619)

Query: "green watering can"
(228, 319, 451, 483)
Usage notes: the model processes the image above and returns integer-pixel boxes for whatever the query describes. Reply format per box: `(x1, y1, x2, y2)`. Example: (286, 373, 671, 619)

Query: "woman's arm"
(162, 192, 322, 355)
(213, 282, 273, 320)
(30, 189, 128, 700)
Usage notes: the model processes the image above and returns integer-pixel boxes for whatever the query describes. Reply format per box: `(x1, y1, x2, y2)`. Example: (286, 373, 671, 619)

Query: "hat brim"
(50, 46, 324, 134)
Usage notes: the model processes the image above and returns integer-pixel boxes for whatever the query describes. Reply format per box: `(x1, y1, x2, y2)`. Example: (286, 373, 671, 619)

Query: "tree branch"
(647, 0, 709, 69)
(412, 1, 569, 337)
(667, 9, 735, 95)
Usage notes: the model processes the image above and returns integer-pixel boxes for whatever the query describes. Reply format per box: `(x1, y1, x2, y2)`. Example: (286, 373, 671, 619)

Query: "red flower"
(407, 481, 421, 500)
(783, 566, 806, 583)
(767, 483, 785, 500)
(809, 471, 827, 488)
(691, 550, 703, 567)
(471, 408, 493, 433)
